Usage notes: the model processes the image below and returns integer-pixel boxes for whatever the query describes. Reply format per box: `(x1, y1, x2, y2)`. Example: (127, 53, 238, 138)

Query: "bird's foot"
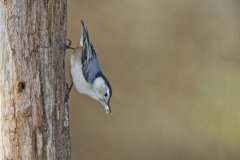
(65, 82, 73, 102)
(61, 39, 75, 50)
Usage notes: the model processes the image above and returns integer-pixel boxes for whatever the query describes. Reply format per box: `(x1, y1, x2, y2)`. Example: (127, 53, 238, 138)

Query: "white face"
(92, 77, 112, 114)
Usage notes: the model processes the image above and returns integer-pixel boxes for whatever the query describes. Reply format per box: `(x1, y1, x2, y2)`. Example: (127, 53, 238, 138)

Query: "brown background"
(66, 0, 240, 160)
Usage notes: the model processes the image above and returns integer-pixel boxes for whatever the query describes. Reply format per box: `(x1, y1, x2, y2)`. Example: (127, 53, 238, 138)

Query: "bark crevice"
(0, 0, 71, 159)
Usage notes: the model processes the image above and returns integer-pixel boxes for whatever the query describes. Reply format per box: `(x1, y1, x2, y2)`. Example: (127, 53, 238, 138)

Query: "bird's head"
(92, 75, 112, 114)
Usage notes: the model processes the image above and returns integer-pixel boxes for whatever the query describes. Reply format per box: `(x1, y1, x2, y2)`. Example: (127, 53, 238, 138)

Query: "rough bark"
(0, 0, 71, 159)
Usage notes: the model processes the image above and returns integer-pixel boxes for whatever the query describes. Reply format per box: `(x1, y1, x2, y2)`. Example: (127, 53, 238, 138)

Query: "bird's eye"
(104, 93, 108, 97)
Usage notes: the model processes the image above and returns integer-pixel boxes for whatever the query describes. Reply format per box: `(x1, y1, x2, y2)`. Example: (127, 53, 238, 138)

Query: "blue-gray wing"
(81, 21, 101, 84)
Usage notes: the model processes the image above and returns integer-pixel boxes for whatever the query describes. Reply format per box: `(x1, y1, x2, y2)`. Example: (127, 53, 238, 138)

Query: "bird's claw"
(60, 39, 75, 50)
(65, 82, 73, 102)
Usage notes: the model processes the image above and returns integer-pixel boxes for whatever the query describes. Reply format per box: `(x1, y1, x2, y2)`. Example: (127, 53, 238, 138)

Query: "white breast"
(69, 51, 98, 100)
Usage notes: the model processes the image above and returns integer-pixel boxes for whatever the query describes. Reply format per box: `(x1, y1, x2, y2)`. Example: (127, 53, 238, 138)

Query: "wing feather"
(81, 21, 101, 83)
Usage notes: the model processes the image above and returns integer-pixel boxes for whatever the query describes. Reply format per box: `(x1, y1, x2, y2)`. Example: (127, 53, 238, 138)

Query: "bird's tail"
(80, 20, 89, 47)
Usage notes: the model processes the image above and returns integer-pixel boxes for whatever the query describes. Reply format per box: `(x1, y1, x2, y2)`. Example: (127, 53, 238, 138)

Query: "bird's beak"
(99, 99, 112, 115)
(104, 104, 112, 115)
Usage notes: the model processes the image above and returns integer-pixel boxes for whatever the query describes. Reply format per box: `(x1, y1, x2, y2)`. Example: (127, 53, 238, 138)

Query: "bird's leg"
(68, 82, 73, 94)
(65, 82, 73, 101)
(61, 39, 75, 50)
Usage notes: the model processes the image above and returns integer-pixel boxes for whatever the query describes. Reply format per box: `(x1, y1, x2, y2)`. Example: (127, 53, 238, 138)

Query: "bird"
(64, 20, 112, 114)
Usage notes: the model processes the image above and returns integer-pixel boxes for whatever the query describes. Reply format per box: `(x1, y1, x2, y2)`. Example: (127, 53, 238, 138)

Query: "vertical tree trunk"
(0, 0, 71, 159)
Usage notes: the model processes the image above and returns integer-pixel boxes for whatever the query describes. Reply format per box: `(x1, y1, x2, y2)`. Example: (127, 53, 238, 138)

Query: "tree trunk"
(0, 0, 71, 159)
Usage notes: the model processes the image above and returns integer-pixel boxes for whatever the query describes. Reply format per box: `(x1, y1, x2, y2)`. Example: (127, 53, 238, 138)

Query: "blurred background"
(66, 0, 240, 159)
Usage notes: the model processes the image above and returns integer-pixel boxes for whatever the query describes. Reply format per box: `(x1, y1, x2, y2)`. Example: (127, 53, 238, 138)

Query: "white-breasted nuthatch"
(64, 20, 112, 114)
